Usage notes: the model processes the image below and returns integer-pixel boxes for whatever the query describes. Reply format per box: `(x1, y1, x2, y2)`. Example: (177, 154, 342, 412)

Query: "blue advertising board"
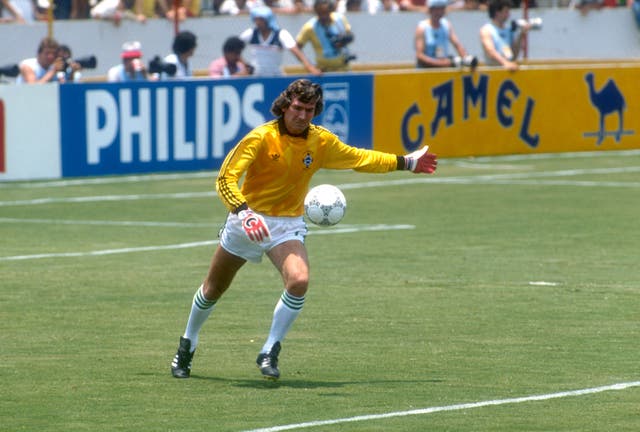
(59, 75, 373, 177)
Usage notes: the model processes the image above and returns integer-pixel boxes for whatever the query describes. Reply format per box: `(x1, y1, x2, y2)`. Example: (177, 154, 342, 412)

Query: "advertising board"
(373, 66, 640, 157)
(59, 75, 373, 177)
(0, 84, 60, 181)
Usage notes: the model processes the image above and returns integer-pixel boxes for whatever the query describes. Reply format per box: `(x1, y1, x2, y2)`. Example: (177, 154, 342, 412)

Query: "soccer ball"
(304, 184, 347, 226)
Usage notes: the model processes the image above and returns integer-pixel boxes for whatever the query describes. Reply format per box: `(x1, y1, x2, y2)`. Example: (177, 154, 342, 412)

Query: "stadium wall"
(0, 8, 639, 80)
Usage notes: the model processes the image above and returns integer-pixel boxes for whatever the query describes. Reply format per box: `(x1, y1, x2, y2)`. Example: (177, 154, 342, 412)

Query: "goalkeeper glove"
(404, 145, 437, 174)
(238, 209, 271, 243)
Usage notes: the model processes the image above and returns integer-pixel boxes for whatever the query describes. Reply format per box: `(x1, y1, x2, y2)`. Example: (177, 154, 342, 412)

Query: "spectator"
(90, 0, 146, 24)
(368, 0, 400, 13)
(415, 0, 476, 69)
(633, 0, 640, 27)
(107, 41, 149, 82)
(448, 0, 487, 10)
(38, 0, 71, 18)
(166, 0, 200, 20)
(163, 30, 198, 79)
(71, 0, 90, 18)
(265, 0, 311, 14)
(215, 0, 251, 15)
(35, 0, 87, 18)
(296, 0, 356, 72)
(398, 0, 426, 12)
(0, 0, 27, 22)
(209, 36, 252, 78)
(479, 0, 530, 71)
(239, 6, 321, 77)
(570, 0, 600, 13)
(141, 0, 169, 17)
(16, 37, 65, 84)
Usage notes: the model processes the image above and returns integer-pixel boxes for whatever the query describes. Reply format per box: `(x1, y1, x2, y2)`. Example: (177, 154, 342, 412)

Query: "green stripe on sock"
(194, 289, 217, 310)
(281, 291, 305, 310)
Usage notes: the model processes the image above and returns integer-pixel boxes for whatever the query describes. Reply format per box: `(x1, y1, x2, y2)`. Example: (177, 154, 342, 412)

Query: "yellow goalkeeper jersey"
(216, 119, 399, 217)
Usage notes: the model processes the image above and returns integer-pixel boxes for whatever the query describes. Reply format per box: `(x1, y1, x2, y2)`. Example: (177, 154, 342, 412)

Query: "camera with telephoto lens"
(0, 63, 20, 77)
(63, 55, 97, 71)
(450, 55, 478, 68)
(328, 32, 354, 48)
(148, 56, 177, 77)
(511, 17, 543, 32)
(327, 32, 356, 64)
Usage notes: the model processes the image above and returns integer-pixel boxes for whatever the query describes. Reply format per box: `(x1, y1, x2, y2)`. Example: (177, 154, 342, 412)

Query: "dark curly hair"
(172, 31, 197, 55)
(271, 79, 324, 118)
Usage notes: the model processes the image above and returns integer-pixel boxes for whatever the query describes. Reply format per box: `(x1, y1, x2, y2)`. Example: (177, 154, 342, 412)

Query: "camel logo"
(583, 72, 634, 145)
(0, 99, 5, 173)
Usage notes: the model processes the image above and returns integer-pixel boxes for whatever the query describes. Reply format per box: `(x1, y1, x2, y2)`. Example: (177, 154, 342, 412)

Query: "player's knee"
(285, 274, 309, 297)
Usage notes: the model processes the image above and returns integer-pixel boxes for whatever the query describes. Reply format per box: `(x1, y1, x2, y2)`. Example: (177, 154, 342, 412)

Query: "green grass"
(1, 150, 639, 431)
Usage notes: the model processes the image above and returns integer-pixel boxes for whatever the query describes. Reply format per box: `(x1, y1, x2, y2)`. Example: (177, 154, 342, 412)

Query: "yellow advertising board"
(373, 64, 640, 157)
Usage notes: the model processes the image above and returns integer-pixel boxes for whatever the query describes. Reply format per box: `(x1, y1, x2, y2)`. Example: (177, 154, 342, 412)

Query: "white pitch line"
(0, 171, 213, 189)
(0, 217, 216, 228)
(242, 381, 640, 432)
(2, 166, 640, 207)
(3, 149, 639, 190)
(0, 240, 219, 262)
(0, 224, 414, 262)
(0, 191, 215, 207)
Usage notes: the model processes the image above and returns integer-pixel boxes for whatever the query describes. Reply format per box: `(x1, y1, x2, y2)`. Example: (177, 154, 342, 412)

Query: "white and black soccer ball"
(304, 184, 347, 226)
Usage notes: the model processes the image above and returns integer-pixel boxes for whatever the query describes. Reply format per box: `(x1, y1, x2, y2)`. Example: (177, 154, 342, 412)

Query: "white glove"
(404, 145, 437, 174)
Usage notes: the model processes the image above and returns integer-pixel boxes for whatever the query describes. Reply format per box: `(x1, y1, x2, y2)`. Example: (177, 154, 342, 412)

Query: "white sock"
(261, 291, 305, 353)
(183, 285, 216, 353)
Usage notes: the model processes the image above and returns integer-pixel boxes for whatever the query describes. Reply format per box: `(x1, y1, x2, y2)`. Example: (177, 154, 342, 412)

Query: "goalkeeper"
(170, 78, 437, 380)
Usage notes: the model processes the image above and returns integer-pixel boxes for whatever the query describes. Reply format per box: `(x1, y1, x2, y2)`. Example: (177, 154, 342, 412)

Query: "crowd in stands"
(0, 0, 636, 22)
(1, 0, 638, 83)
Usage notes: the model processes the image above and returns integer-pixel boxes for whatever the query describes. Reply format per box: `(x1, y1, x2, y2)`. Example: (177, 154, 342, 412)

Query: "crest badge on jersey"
(302, 152, 313, 168)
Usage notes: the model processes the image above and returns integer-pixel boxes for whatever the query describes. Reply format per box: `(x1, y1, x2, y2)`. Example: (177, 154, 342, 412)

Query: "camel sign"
(583, 73, 633, 145)
(372, 65, 640, 158)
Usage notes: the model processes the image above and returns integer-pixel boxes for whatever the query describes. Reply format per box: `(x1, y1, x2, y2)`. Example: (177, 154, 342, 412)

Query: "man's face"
(495, 6, 510, 24)
(124, 56, 141, 73)
(429, 6, 446, 21)
(254, 17, 268, 31)
(283, 97, 317, 135)
(315, 4, 332, 26)
(224, 51, 241, 65)
(38, 47, 58, 68)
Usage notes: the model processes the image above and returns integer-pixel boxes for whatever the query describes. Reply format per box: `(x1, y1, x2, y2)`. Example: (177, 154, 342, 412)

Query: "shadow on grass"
(188, 375, 445, 390)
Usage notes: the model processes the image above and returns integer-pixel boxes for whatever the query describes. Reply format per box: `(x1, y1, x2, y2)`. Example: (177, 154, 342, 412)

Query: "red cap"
(121, 41, 142, 59)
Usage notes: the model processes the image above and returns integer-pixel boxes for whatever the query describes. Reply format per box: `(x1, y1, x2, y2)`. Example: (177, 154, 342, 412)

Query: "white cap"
(428, 0, 447, 8)
(121, 41, 142, 59)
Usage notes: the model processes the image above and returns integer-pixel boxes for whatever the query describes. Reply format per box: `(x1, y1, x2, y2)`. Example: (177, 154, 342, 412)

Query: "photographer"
(107, 41, 149, 82)
(16, 37, 65, 84)
(56, 45, 82, 83)
(208, 36, 252, 78)
(296, 0, 355, 72)
(479, 0, 536, 71)
(415, 0, 477, 69)
(161, 30, 197, 80)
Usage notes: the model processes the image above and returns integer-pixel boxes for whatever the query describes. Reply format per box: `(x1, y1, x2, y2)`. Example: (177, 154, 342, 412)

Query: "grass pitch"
(1, 150, 639, 431)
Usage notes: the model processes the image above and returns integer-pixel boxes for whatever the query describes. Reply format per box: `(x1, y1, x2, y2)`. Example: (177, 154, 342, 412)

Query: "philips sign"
(59, 76, 373, 177)
(85, 84, 265, 164)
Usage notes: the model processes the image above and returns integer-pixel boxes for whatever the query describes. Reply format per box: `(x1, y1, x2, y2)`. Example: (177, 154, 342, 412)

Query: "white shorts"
(219, 213, 308, 263)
